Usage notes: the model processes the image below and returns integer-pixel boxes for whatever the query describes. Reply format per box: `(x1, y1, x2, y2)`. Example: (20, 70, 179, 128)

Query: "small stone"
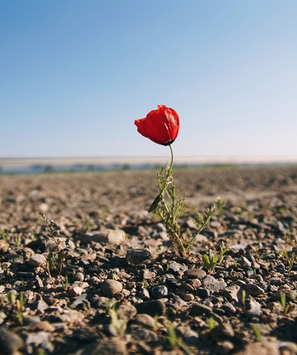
(203, 275, 227, 292)
(186, 268, 206, 279)
(72, 272, 85, 282)
(222, 285, 240, 302)
(241, 256, 252, 269)
(182, 279, 201, 292)
(129, 325, 158, 342)
(116, 303, 137, 320)
(126, 249, 152, 265)
(28, 254, 46, 267)
(135, 300, 166, 317)
(245, 297, 262, 319)
(70, 293, 88, 309)
(190, 303, 212, 316)
(150, 285, 168, 299)
(142, 269, 156, 280)
(36, 298, 49, 313)
(26, 331, 54, 353)
(107, 229, 126, 244)
(179, 326, 199, 346)
(237, 281, 265, 296)
(130, 314, 158, 329)
(68, 286, 83, 297)
(79, 229, 125, 245)
(139, 288, 150, 300)
(183, 294, 195, 302)
(0, 240, 9, 253)
(88, 276, 100, 286)
(212, 322, 234, 340)
(221, 302, 237, 316)
(168, 260, 187, 273)
(101, 280, 123, 296)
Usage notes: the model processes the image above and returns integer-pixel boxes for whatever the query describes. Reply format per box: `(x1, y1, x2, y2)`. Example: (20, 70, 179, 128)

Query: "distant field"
(0, 156, 297, 174)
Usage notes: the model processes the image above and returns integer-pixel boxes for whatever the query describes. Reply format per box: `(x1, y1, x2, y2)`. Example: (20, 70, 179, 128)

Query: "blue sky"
(1, 1, 297, 158)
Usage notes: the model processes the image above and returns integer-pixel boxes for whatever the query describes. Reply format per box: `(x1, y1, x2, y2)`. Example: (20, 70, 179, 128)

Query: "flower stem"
(168, 144, 174, 175)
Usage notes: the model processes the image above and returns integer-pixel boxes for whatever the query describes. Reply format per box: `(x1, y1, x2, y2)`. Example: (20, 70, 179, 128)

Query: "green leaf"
(202, 254, 210, 269)
(148, 194, 163, 212)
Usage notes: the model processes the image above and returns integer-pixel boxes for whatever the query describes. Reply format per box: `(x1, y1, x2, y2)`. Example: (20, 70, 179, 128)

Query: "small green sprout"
(202, 241, 230, 273)
(251, 324, 262, 340)
(216, 197, 226, 219)
(167, 320, 193, 355)
(278, 293, 290, 316)
(106, 300, 127, 337)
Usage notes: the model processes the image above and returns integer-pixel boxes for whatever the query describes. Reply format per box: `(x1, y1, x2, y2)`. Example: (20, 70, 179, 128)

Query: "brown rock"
(233, 342, 279, 355)
(101, 280, 123, 296)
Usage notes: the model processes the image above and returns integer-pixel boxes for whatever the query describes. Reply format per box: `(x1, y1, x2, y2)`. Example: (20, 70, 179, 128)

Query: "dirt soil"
(1, 166, 297, 355)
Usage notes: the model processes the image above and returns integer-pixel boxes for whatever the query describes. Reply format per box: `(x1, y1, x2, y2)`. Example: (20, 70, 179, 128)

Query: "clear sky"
(1, 1, 297, 159)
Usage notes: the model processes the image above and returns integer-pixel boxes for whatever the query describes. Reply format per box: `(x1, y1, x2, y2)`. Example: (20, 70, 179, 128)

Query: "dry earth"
(1, 166, 297, 354)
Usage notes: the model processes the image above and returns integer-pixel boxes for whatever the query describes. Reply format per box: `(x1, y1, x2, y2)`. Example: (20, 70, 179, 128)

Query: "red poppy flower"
(134, 105, 179, 146)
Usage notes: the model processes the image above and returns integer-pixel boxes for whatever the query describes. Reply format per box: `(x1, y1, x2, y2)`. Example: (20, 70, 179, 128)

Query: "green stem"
(168, 144, 174, 175)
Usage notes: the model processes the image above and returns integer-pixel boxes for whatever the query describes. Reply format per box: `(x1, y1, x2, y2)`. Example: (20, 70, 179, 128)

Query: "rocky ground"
(1, 166, 297, 355)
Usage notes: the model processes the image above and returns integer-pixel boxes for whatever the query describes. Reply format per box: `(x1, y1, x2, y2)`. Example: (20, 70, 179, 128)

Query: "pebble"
(190, 303, 212, 316)
(179, 326, 199, 346)
(241, 256, 252, 268)
(168, 260, 187, 273)
(68, 285, 84, 297)
(203, 275, 227, 292)
(101, 279, 123, 296)
(237, 281, 265, 296)
(126, 249, 152, 265)
(186, 268, 206, 279)
(0, 326, 24, 355)
(79, 229, 125, 245)
(72, 272, 85, 282)
(245, 297, 263, 319)
(116, 303, 137, 320)
(135, 300, 166, 317)
(26, 331, 54, 353)
(129, 325, 159, 342)
(150, 285, 168, 299)
(27, 254, 46, 267)
(222, 285, 240, 302)
(130, 313, 158, 329)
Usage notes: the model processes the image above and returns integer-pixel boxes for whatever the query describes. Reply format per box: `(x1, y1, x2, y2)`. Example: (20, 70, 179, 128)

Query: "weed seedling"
(278, 293, 290, 316)
(0, 230, 8, 242)
(40, 212, 68, 276)
(241, 289, 246, 313)
(208, 317, 216, 331)
(6, 291, 27, 325)
(166, 320, 193, 355)
(202, 241, 230, 273)
(251, 324, 262, 340)
(105, 300, 127, 337)
(216, 197, 226, 219)
(61, 275, 69, 292)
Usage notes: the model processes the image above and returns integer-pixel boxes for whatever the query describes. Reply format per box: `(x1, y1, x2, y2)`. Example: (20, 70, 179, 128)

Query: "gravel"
(1, 166, 297, 354)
